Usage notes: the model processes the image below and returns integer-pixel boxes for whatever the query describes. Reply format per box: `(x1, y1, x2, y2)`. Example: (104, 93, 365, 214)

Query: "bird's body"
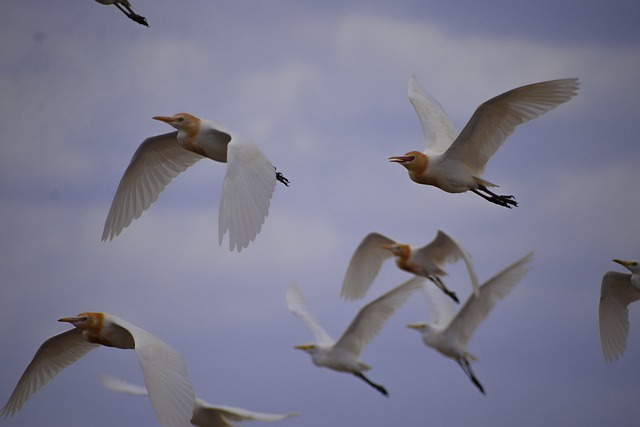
(389, 76, 580, 208)
(340, 230, 479, 304)
(94, 0, 149, 26)
(0, 312, 195, 427)
(287, 277, 425, 397)
(407, 253, 532, 394)
(99, 374, 299, 427)
(599, 259, 640, 362)
(102, 113, 289, 252)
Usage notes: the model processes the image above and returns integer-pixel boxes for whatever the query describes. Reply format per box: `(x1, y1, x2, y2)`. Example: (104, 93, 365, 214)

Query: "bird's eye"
(177, 117, 185, 123)
(79, 316, 88, 322)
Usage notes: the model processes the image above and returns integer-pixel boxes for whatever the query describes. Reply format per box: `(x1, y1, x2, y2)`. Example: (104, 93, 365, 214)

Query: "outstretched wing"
(340, 232, 396, 301)
(202, 403, 299, 424)
(111, 316, 195, 427)
(336, 277, 425, 356)
(415, 230, 480, 296)
(0, 329, 98, 416)
(444, 78, 579, 174)
(285, 283, 334, 346)
(218, 137, 277, 252)
(448, 253, 532, 347)
(408, 75, 458, 155)
(599, 271, 640, 362)
(102, 132, 203, 241)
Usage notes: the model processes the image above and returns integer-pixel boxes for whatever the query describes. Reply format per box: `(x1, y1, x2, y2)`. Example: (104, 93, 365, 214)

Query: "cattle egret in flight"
(99, 373, 299, 427)
(102, 113, 289, 252)
(389, 76, 580, 208)
(340, 230, 479, 304)
(407, 253, 532, 394)
(95, 0, 149, 27)
(286, 278, 425, 397)
(599, 259, 640, 362)
(0, 312, 195, 427)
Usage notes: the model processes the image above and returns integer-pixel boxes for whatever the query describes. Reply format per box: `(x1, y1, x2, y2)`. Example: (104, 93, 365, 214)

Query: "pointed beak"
(58, 316, 81, 324)
(406, 323, 423, 330)
(152, 115, 177, 124)
(388, 155, 413, 164)
(380, 244, 393, 251)
(294, 344, 313, 350)
(613, 259, 635, 268)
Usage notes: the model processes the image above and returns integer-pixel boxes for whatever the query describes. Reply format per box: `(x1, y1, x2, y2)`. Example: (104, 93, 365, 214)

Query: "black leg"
(114, 3, 149, 26)
(471, 185, 517, 208)
(353, 372, 389, 397)
(456, 359, 486, 395)
(429, 276, 459, 304)
(275, 168, 290, 187)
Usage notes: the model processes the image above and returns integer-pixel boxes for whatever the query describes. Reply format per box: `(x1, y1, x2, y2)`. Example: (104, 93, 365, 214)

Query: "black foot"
(129, 13, 149, 27)
(471, 186, 517, 208)
(275, 169, 290, 187)
(354, 372, 389, 397)
(431, 276, 459, 304)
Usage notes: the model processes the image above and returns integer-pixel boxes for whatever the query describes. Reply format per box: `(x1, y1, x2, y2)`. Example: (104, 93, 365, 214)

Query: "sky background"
(1, 1, 639, 426)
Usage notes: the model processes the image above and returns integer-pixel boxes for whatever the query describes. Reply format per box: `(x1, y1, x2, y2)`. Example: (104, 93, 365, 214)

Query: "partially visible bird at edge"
(95, 0, 149, 27)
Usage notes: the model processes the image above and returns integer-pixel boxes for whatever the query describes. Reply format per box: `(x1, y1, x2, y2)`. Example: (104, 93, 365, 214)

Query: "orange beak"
(152, 115, 177, 124)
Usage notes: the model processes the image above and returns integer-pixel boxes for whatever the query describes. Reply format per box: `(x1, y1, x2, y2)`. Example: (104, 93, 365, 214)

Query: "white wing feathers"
(218, 137, 277, 252)
(599, 271, 640, 362)
(448, 253, 533, 347)
(0, 329, 99, 416)
(111, 316, 195, 427)
(336, 276, 425, 356)
(445, 78, 580, 174)
(285, 284, 334, 346)
(416, 230, 480, 296)
(420, 280, 456, 328)
(99, 374, 299, 426)
(408, 75, 458, 155)
(340, 232, 396, 301)
(102, 132, 203, 241)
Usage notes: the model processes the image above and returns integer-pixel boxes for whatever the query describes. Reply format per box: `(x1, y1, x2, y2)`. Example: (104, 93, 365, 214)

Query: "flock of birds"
(2, 1, 638, 426)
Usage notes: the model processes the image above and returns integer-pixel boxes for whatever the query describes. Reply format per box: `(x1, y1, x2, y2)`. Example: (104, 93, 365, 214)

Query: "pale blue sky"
(1, 1, 639, 426)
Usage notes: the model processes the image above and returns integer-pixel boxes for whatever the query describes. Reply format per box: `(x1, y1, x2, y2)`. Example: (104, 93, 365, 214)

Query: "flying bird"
(340, 230, 479, 304)
(0, 312, 195, 427)
(102, 113, 289, 252)
(95, 0, 149, 27)
(99, 373, 299, 427)
(286, 278, 425, 397)
(406, 253, 532, 394)
(389, 76, 580, 208)
(599, 259, 640, 362)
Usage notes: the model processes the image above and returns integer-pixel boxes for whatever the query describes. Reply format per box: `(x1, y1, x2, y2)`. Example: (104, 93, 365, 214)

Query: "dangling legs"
(114, 3, 149, 26)
(456, 359, 485, 395)
(353, 372, 389, 397)
(470, 185, 517, 208)
(429, 276, 459, 304)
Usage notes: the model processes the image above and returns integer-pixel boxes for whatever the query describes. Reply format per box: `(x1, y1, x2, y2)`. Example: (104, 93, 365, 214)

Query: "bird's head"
(388, 151, 427, 172)
(59, 312, 103, 331)
(153, 113, 200, 134)
(613, 259, 640, 273)
(381, 243, 409, 258)
(294, 343, 317, 355)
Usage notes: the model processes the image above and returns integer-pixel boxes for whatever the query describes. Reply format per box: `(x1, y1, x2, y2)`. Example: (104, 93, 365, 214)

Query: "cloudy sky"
(1, 1, 639, 426)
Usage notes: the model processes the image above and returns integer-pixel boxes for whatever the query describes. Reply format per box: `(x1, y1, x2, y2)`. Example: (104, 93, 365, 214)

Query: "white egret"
(99, 373, 299, 427)
(340, 230, 479, 304)
(0, 312, 195, 427)
(407, 253, 532, 394)
(599, 259, 640, 362)
(389, 76, 579, 208)
(95, 0, 149, 27)
(101, 113, 289, 252)
(286, 278, 425, 397)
